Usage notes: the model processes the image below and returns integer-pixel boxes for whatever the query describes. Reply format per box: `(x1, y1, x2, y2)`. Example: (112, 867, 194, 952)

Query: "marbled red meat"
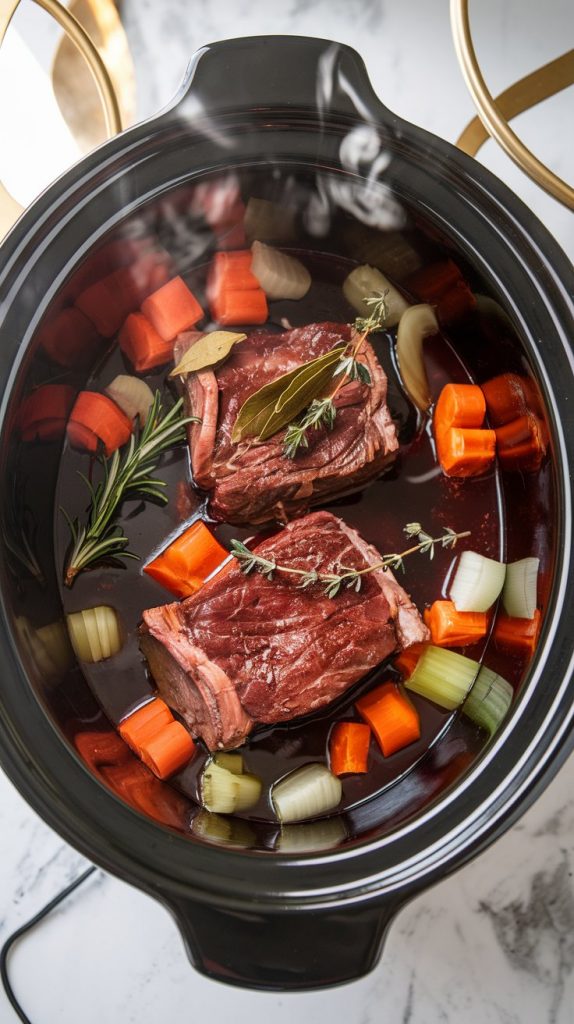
(177, 322, 398, 525)
(140, 511, 429, 750)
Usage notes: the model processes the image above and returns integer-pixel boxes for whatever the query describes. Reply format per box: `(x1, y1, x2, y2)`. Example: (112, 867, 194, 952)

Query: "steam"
(305, 43, 406, 236)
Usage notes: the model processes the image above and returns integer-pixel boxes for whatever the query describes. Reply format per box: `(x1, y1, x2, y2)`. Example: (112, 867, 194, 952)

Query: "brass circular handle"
(0, 0, 123, 239)
(450, 0, 574, 210)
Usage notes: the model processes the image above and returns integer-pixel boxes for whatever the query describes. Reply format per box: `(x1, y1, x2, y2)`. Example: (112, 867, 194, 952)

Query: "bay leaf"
(170, 331, 246, 377)
(232, 344, 346, 443)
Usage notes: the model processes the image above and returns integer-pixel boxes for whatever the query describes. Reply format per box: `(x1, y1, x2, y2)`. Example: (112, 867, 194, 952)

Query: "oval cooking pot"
(1, 36, 574, 991)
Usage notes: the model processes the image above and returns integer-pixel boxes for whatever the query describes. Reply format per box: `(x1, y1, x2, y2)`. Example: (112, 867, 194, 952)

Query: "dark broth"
(54, 251, 502, 827)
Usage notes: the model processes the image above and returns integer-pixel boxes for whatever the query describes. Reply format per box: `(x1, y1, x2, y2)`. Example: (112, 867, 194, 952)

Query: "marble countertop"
(1, 1, 573, 1022)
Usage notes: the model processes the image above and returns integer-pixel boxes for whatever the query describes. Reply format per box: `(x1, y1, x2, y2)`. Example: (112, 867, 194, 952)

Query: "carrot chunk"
(493, 609, 541, 657)
(75, 267, 141, 337)
(495, 413, 547, 471)
(209, 251, 260, 292)
(406, 259, 475, 324)
(394, 643, 427, 679)
(481, 373, 529, 426)
(144, 520, 229, 598)
(211, 287, 268, 326)
(424, 601, 487, 647)
(38, 307, 101, 368)
(67, 391, 132, 456)
(434, 383, 486, 436)
(119, 698, 173, 752)
(207, 250, 268, 325)
(119, 697, 195, 780)
(74, 729, 131, 769)
(356, 682, 420, 757)
(141, 276, 204, 341)
(329, 721, 371, 775)
(18, 384, 75, 441)
(139, 721, 196, 780)
(100, 761, 189, 827)
(436, 426, 496, 477)
(119, 312, 174, 372)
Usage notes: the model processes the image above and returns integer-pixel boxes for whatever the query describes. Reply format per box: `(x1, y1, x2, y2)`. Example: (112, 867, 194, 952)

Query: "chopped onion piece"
(250, 241, 311, 300)
(462, 665, 513, 735)
(343, 264, 409, 328)
(395, 304, 439, 411)
(276, 818, 347, 853)
(271, 763, 342, 824)
(450, 550, 506, 612)
(405, 645, 479, 710)
(201, 761, 261, 814)
(244, 197, 296, 242)
(35, 620, 74, 674)
(502, 557, 539, 620)
(66, 606, 123, 663)
(105, 375, 154, 427)
(191, 810, 255, 848)
(213, 752, 244, 775)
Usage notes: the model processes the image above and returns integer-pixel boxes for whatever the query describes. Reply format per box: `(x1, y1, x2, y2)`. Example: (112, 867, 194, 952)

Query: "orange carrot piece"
(75, 267, 140, 337)
(394, 642, 427, 679)
(356, 682, 420, 757)
(211, 287, 268, 326)
(65, 420, 99, 453)
(209, 250, 260, 292)
(406, 259, 476, 324)
(74, 729, 131, 769)
(119, 698, 173, 753)
(141, 276, 204, 341)
(144, 520, 229, 598)
(18, 384, 75, 431)
(436, 426, 496, 477)
(100, 761, 189, 827)
(119, 698, 195, 780)
(329, 721, 371, 776)
(139, 720, 196, 779)
(481, 373, 529, 426)
(494, 609, 541, 656)
(495, 413, 547, 471)
(38, 307, 101, 368)
(67, 391, 132, 456)
(434, 383, 486, 436)
(424, 601, 487, 647)
(119, 312, 174, 372)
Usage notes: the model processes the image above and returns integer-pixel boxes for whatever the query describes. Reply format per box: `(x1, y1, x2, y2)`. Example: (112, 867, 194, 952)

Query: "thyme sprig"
(282, 290, 389, 459)
(62, 393, 197, 587)
(230, 522, 470, 599)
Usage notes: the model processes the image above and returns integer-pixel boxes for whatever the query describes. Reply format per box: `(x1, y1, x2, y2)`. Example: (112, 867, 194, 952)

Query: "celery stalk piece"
(462, 666, 513, 735)
(405, 645, 479, 710)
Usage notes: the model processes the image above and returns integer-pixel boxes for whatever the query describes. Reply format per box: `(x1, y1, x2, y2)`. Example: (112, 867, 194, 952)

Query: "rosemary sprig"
(230, 522, 470, 598)
(282, 289, 389, 458)
(62, 393, 197, 587)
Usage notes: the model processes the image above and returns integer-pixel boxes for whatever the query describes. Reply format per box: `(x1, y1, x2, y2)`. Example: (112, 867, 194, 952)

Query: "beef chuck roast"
(177, 323, 398, 525)
(140, 511, 429, 751)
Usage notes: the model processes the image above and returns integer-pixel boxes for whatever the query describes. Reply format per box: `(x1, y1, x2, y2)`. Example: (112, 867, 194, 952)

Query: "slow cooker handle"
(167, 893, 402, 989)
(173, 35, 391, 124)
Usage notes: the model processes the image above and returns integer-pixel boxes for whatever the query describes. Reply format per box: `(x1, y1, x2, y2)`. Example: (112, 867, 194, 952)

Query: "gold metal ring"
(450, 0, 574, 210)
(0, 0, 123, 239)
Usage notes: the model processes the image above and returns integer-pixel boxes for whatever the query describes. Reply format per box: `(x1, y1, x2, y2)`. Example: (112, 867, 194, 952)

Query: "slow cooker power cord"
(1, 865, 97, 1024)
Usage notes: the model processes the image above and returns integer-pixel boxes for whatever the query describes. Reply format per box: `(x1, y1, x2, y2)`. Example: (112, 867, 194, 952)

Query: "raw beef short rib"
(177, 322, 398, 525)
(140, 511, 429, 751)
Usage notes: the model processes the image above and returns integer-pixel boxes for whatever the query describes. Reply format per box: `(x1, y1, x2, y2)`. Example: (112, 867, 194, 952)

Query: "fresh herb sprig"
(230, 521, 470, 599)
(282, 290, 389, 459)
(62, 393, 197, 586)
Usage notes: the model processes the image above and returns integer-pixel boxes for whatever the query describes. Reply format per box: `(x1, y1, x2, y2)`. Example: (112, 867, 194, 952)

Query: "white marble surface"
(1, 1, 574, 1022)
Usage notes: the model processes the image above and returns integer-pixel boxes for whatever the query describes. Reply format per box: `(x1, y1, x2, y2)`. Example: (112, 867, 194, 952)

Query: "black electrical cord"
(1, 865, 98, 1024)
